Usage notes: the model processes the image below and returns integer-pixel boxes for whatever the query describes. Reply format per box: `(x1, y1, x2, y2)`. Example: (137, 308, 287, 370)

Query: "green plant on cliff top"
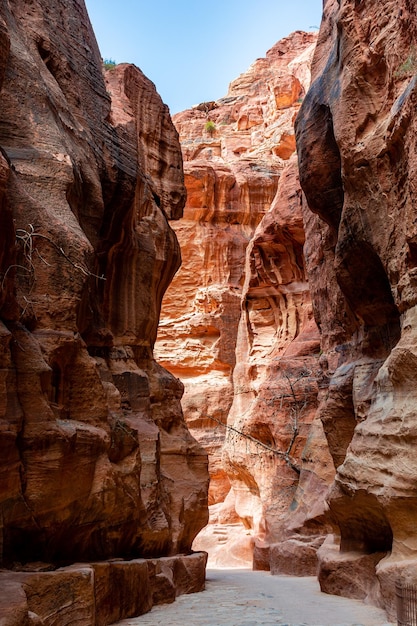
(104, 58, 116, 70)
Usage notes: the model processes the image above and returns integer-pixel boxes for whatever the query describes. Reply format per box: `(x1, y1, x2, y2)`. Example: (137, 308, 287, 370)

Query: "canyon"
(1, 0, 417, 623)
(155, 28, 341, 577)
(159, 0, 417, 622)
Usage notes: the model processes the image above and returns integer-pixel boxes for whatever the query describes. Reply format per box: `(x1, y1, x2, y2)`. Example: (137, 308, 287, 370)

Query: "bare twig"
(15, 225, 105, 281)
(1, 264, 31, 290)
(207, 414, 301, 475)
(283, 371, 311, 459)
(206, 370, 316, 476)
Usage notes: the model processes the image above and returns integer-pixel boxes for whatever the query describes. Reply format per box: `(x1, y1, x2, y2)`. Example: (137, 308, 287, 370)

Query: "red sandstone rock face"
(156, 31, 331, 568)
(223, 156, 334, 573)
(0, 0, 208, 582)
(296, 0, 417, 617)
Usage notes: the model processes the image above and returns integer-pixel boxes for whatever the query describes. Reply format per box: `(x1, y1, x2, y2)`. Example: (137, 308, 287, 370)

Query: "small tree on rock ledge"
(204, 120, 216, 137)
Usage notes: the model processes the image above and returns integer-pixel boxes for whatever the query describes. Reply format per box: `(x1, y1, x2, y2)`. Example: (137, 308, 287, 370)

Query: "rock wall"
(296, 0, 417, 617)
(223, 155, 335, 573)
(155, 34, 318, 566)
(0, 0, 208, 620)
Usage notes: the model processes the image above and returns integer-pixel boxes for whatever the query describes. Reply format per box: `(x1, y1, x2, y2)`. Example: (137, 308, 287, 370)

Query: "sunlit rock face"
(156, 31, 326, 568)
(0, 0, 208, 582)
(223, 156, 334, 574)
(296, 0, 417, 617)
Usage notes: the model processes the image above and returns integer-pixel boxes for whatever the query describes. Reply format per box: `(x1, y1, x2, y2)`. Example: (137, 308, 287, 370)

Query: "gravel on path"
(116, 569, 395, 626)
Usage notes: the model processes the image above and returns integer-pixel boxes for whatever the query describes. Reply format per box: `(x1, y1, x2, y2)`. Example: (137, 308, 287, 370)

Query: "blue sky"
(85, 0, 323, 114)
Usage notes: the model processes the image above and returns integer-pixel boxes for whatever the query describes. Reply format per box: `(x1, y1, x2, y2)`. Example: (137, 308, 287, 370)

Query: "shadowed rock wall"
(296, 0, 417, 617)
(0, 0, 208, 580)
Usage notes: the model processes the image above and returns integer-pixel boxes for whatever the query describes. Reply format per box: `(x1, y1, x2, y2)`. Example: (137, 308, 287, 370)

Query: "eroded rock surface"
(155, 33, 318, 565)
(0, 0, 208, 620)
(296, 0, 417, 617)
(223, 156, 334, 573)
(0, 552, 207, 626)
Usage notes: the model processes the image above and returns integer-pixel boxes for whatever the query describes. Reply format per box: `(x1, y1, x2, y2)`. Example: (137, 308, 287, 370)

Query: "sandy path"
(116, 569, 395, 626)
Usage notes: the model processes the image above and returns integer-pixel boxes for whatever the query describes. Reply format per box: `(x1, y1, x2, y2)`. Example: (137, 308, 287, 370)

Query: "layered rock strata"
(296, 0, 417, 618)
(0, 0, 208, 621)
(223, 155, 334, 573)
(155, 33, 318, 564)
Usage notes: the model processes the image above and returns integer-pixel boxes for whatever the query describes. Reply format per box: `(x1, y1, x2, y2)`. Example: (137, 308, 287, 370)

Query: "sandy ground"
(117, 569, 395, 626)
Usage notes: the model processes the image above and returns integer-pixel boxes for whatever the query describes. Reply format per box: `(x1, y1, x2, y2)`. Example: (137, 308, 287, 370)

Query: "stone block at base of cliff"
(147, 553, 209, 604)
(253, 543, 271, 571)
(270, 538, 322, 576)
(172, 551, 208, 595)
(317, 536, 385, 607)
(377, 557, 417, 623)
(147, 558, 176, 606)
(19, 567, 95, 625)
(0, 578, 31, 626)
(93, 560, 152, 624)
(0, 553, 207, 625)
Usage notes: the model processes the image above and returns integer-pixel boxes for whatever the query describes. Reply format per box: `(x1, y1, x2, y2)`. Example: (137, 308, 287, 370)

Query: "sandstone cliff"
(296, 0, 417, 617)
(156, 32, 328, 568)
(223, 154, 335, 573)
(0, 0, 208, 622)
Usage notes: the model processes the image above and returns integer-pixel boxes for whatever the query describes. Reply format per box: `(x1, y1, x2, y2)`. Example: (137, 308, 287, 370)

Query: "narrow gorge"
(1, 0, 417, 624)
(155, 30, 324, 572)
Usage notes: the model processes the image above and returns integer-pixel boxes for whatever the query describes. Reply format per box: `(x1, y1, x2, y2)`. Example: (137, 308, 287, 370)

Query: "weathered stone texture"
(0, 0, 208, 595)
(155, 33, 320, 567)
(0, 552, 207, 625)
(296, 0, 417, 617)
(223, 156, 334, 573)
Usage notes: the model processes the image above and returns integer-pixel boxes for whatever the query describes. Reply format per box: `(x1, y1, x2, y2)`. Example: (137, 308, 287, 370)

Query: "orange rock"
(156, 33, 318, 547)
(272, 74, 303, 109)
(273, 132, 296, 159)
(223, 157, 334, 571)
